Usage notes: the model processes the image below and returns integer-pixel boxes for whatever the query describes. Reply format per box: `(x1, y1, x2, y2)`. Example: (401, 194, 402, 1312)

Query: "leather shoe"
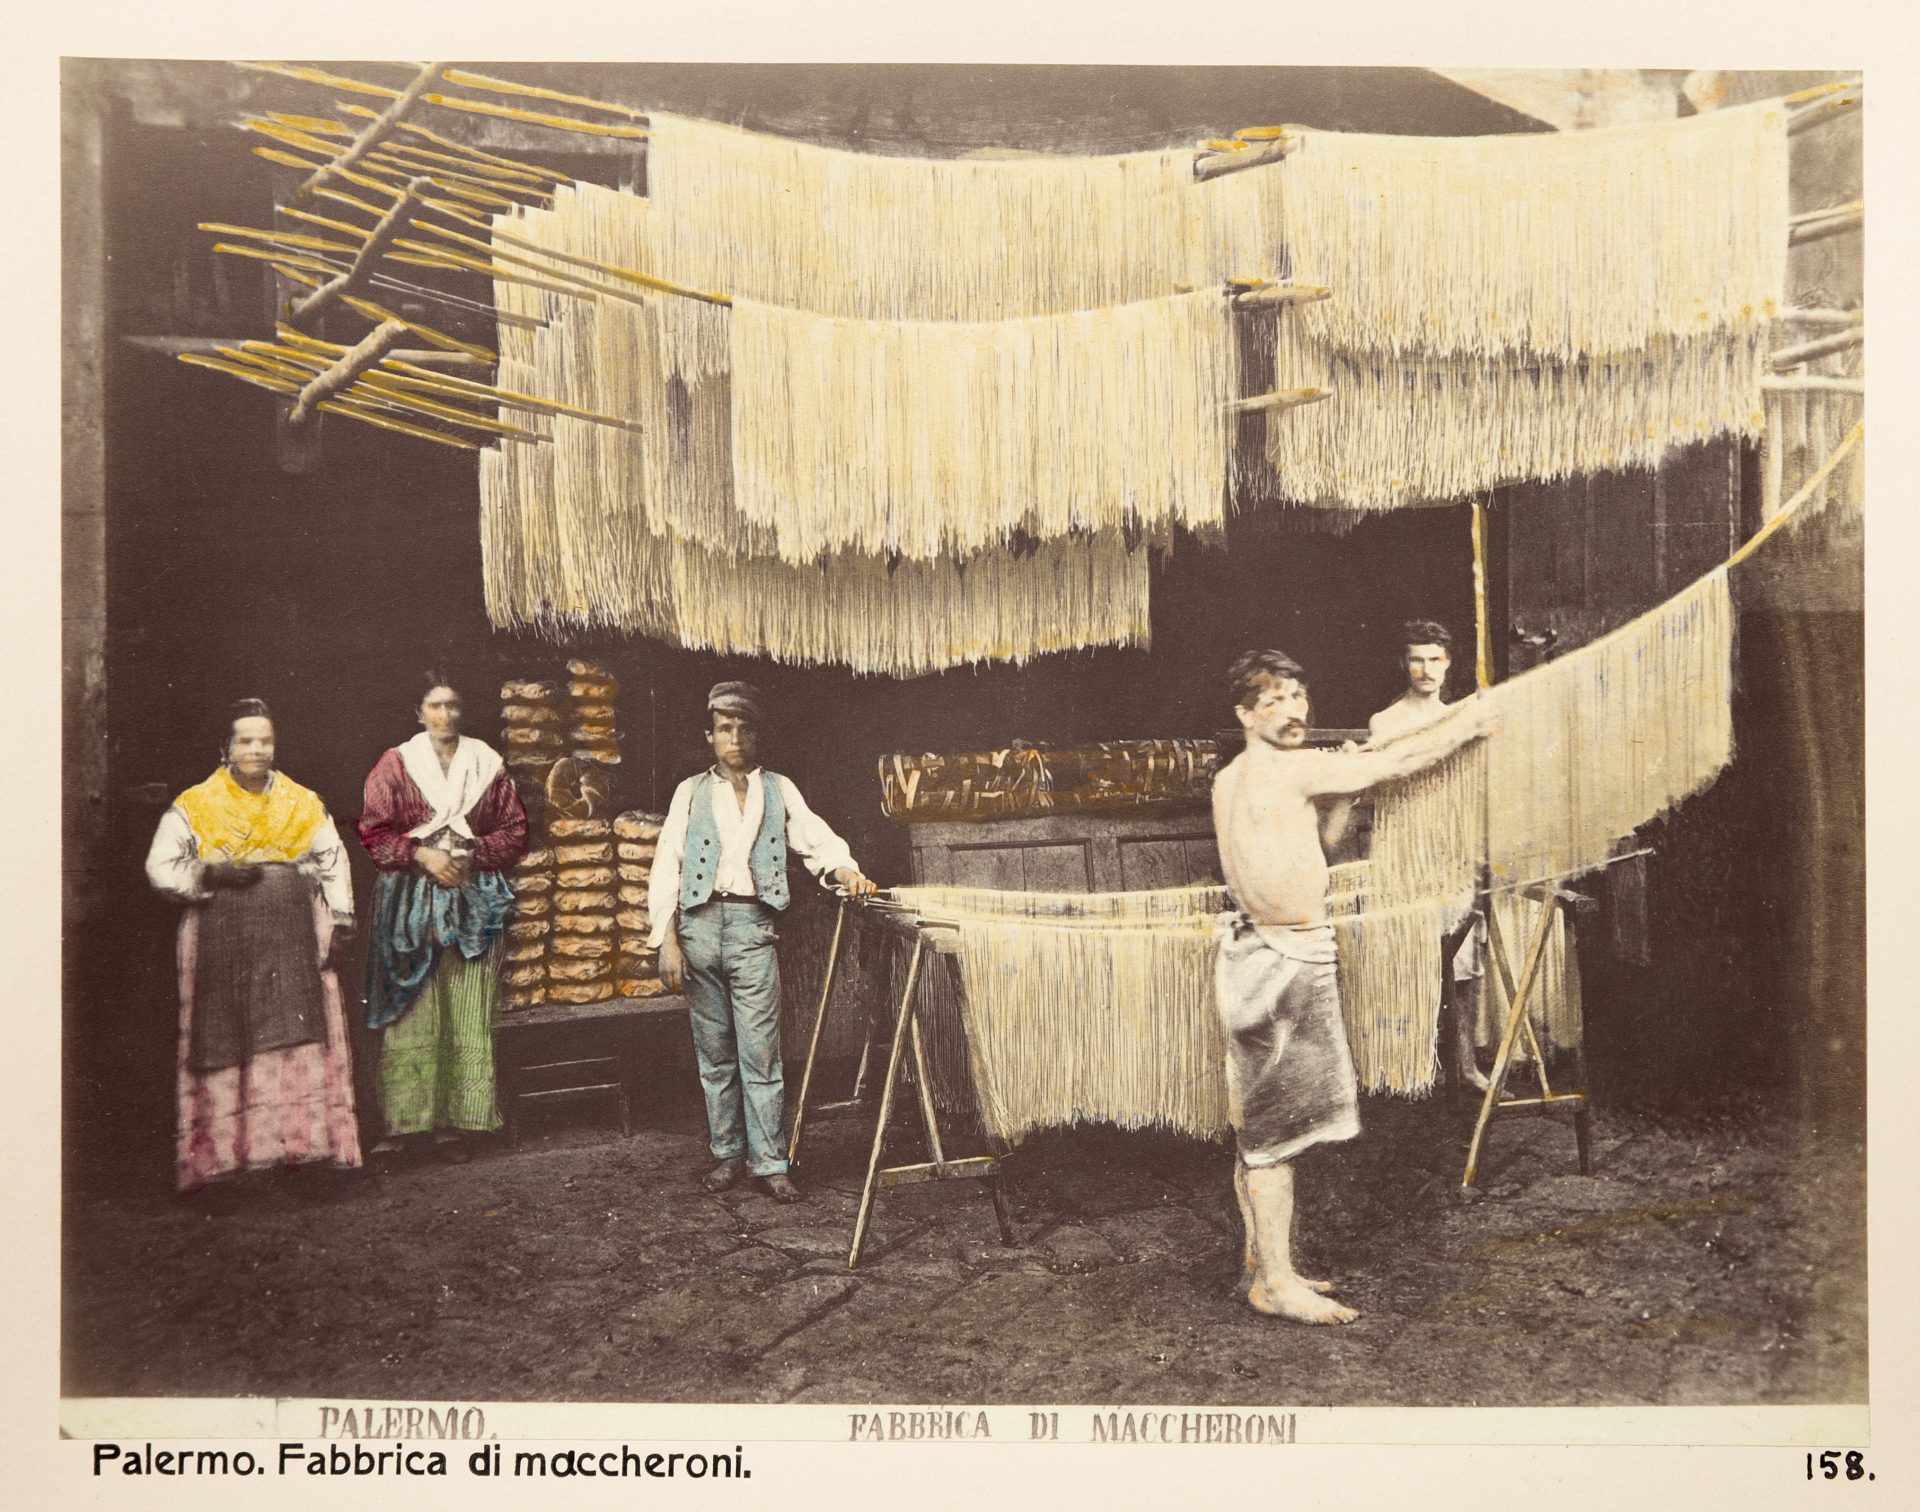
(701, 1160, 746, 1194)
(760, 1173, 804, 1204)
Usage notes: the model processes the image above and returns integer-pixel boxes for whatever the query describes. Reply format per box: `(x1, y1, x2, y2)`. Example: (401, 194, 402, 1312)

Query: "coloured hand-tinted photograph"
(49, 27, 1872, 1483)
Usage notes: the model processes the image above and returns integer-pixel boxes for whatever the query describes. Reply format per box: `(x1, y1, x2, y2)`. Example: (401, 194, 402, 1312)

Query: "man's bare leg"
(1234, 1158, 1336, 1296)
(1452, 977, 1490, 1092)
(1243, 1161, 1352, 1320)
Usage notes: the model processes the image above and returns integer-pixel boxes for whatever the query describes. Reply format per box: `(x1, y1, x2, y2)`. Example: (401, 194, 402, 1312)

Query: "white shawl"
(399, 732, 505, 844)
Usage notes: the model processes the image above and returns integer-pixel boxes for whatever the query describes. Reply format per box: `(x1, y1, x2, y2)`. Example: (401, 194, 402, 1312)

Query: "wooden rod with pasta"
(287, 177, 432, 326)
(1731, 422, 1864, 562)
(439, 68, 650, 123)
(415, 204, 733, 306)
(340, 106, 575, 184)
(1226, 386, 1329, 414)
(1788, 201, 1863, 244)
(1231, 283, 1332, 310)
(1760, 375, 1865, 395)
(289, 319, 410, 425)
(296, 61, 441, 198)
(1781, 306, 1862, 326)
(1194, 134, 1295, 181)
(422, 93, 648, 139)
(236, 61, 405, 100)
(1770, 326, 1863, 369)
(1787, 85, 1862, 135)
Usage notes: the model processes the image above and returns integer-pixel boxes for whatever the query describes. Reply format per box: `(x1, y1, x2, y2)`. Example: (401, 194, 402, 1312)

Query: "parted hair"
(221, 698, 273, 761)
(1227, 649, 1310, 711)
(1402, 620, 1453, 652)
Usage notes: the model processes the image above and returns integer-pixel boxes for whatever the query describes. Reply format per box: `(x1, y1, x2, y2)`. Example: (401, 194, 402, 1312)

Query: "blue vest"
(678, 770, 791, 914)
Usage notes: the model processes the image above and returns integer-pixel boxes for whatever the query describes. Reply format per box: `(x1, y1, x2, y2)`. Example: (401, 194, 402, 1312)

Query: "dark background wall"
(63, 62, 1863, 1193)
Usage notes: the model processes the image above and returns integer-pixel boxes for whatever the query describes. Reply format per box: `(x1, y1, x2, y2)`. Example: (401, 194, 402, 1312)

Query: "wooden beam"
(1787, 85, 1862, 135)
(1789, 204, 1863, 245)
(288, 319, 409, 425)
(286, 177, 432, 326)
(1770, 327, 1863, 370)
(1231, 283, 1331, 310)
(1780, 307, 1862, 327)
(1226, 386, 1329, 414)
(296, 61, 441, 199)
(1194, 134, 1295, 181)
(1760, 375, 1864, 395)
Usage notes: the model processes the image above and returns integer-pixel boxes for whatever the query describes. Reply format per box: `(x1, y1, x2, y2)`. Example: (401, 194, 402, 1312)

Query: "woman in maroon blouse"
(358, 677, 529, 1163)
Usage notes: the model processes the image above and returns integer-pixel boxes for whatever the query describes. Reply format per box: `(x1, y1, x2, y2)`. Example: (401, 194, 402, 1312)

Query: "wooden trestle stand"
(787, 898, 1017, 1269)
(1456, 878, 1596, 1187)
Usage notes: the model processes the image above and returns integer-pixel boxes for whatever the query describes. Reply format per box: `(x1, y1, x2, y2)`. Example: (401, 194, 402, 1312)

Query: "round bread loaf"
(569, 676, 619, 702)
(546, 817, 612, 840)
(511, 894, 551, 919)
(504, 962, 547, 989)
(566, 659, 613, 680)
(503, 939, 547, 964)
(505, 919, 550, 943)
(553, 913, 617, 936)
(516, 848, 556, 872)
(616, 864, 652, 885)
(571, 702, 618, 724)
(547, 955, 611, 983)
(614, 811, 666, 840)
(616, 841, 657, 862)
(551, 933, 615, 959)
(554, 889, 616, 914)
(616, 882, 649, 906)
(502, 704, 563, 726)
(511, 872, 553, 897)
(547, 981, 616, 1005)
(558, 864, 618, 890)
(501, 679, 559, 702)
(573, 747, 622, 767)
(615, 907, 650, 933)
(503, 986, 549, 1010)
(553, 840, 615, 866)
(505, 728, 567, 751)
(617, 978, 668, 999)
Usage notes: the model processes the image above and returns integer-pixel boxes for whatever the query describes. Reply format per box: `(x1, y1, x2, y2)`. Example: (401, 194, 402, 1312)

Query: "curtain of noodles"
(729, 291, 1235, 563)
(1486, 566, 1734, 884)
(1264, 321, 1768, 511)
(640, 112, 1261, 319)
(477, 242, 1157, 674)
(1283, 101, 1789, 358)
(892, 887, 1230, 1141)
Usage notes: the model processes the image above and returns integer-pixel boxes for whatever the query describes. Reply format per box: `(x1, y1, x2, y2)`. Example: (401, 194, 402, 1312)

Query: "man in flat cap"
(649, 681, 877, 1202)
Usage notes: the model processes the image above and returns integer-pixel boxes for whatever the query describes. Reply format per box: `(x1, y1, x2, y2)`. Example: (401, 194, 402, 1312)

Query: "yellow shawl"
(173, 767, 328, 865)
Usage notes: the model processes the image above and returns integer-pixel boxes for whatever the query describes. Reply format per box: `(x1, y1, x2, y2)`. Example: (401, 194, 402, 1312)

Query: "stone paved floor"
(63, 1092, 1864, 1407)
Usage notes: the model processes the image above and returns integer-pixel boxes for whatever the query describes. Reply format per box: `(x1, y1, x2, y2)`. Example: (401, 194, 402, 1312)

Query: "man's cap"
(707, 680, 765, 722)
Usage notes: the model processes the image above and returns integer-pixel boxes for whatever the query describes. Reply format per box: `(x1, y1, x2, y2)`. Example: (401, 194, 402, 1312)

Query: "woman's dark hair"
(221, 698, 274, 762)
(419, 670, 461, 707)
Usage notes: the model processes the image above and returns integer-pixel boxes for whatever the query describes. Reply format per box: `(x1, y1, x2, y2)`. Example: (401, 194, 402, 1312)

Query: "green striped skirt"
(377, 951, 502, 1136)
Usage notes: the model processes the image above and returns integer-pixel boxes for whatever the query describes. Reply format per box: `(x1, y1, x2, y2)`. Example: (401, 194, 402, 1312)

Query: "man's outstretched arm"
(1300, 697, 1497, 799)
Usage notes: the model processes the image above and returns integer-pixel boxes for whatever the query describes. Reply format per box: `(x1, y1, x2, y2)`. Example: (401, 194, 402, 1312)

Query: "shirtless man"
(1368, 620, 1491, 1091)
(1214, 648, 1495, 1324)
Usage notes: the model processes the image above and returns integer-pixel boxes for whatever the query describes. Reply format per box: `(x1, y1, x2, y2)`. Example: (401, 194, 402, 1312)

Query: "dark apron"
(189, 863, 326, 1072)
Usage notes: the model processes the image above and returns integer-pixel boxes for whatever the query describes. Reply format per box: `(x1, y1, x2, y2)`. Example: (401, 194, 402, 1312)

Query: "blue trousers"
(679, 899, 787, 1176)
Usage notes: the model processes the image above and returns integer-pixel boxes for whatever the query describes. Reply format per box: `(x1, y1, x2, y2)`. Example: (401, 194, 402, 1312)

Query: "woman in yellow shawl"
(144, 699, 363, 1194)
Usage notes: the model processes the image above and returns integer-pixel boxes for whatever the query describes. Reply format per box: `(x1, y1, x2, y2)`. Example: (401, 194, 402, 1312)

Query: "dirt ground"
(62, 1080, 1865, 1409)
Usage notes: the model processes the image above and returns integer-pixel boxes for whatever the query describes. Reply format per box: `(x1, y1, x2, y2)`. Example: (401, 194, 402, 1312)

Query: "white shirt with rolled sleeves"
(145, 805, 355, 922)
(646, 767, 858, 950)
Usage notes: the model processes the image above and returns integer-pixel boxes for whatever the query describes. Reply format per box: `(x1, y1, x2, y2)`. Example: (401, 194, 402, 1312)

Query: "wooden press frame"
(787, 899, 1017, 1269)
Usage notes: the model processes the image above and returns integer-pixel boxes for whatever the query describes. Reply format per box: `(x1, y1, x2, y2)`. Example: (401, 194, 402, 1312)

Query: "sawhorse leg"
(847, 934, 1014, 1268)
(1463, 892, 1591, 1186)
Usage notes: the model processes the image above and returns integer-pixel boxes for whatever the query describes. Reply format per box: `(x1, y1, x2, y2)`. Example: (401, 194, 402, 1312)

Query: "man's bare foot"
(1239, 1264, 1336, 1297)
(1247, 1280, 1358, 1324)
